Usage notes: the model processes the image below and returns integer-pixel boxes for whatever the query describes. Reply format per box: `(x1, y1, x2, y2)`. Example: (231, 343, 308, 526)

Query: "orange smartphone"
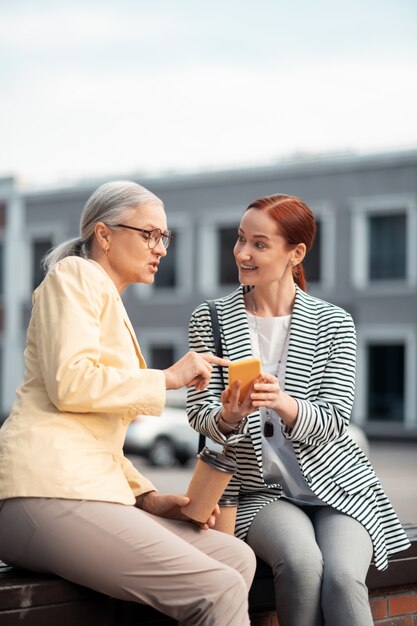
(228, 358, 261, 402)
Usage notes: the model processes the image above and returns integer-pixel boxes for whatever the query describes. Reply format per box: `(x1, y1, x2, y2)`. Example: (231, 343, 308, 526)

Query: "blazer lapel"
(86, 260, 146, 368)
(219, 286, 264, 469)
(119, 298, 146, 368)
(219, 286, 253, 366)
(285, 287, 318, 398)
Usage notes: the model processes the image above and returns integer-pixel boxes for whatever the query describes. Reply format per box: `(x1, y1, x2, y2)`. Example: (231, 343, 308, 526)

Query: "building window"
(304, 220, 321, 284)
(154, 228, 177, 289)
(32, 238, 53, 290)
(368, 213, 406, 281)
(351, 195, 417, 290)
(0, 203, 5, 229)
(0, 239, 3, 332)
(0, 240, 3, 299)
(0, 343, 2, 410)
(149, 344, 175, 370)
(198, 210, 242, 295)
(367, 344, 405, 422)
(355, 325, 417, 432)
(218, 226, 238, 287)
(138, 329, 185, 372)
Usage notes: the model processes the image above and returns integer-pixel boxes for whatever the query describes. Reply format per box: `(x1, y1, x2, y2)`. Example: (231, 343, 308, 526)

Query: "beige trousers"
(0, 498, 256, 626)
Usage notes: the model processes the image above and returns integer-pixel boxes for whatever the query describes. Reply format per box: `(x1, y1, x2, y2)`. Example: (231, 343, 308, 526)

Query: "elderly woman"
(0, 181, 256, 626)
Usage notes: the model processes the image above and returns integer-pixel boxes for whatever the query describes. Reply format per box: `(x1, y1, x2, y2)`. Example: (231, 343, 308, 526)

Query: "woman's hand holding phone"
(220, 358, 262, 427)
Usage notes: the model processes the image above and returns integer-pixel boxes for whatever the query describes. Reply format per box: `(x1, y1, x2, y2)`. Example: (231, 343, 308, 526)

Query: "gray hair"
(43, 181, 164, 271)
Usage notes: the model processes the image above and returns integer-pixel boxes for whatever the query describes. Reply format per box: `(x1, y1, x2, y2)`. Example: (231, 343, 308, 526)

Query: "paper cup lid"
(198, 447, 236, 474)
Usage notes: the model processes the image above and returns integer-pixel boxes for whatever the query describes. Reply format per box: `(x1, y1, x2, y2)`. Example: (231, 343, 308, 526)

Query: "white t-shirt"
(247, 311, 324, 506)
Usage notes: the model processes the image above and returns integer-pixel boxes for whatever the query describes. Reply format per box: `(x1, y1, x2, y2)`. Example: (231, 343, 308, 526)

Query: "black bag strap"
(198, 300, 224, 453)
(207, 300, 224, 373)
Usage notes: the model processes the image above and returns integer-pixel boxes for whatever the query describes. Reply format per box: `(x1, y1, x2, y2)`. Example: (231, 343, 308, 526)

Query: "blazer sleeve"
(282, 312, 357, 446)
(187, 303, 249, 446)
(34, 258, 166, 415)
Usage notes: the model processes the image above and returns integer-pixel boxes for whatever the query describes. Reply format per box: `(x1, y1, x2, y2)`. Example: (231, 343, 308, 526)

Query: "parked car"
(124, 407, 200, 467)
(124, 404, 369, 468)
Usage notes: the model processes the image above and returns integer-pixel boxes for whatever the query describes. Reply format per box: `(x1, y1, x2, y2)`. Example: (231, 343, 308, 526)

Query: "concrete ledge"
(1, 524, 416, 625)
(0, 565, 175, 626)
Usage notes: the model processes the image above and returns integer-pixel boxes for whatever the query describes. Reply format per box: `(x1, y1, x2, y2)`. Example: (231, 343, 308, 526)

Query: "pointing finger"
(201, 353, 232, 367)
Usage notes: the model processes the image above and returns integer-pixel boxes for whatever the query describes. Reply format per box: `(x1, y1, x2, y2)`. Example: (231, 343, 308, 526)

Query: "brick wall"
(251, 587, 417, 626)
(371, 586, 417, 625)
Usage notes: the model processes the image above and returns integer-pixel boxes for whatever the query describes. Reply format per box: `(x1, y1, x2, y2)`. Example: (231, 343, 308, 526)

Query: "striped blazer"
(187, 285, 410, 571)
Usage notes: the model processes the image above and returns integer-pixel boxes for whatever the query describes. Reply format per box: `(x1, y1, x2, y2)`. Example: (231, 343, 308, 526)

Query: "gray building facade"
(1, 149, 417, 438)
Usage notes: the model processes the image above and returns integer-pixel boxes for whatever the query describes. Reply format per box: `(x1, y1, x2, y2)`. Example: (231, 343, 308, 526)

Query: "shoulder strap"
(198, 300, 224, 453)
(207, 300, 223, 358)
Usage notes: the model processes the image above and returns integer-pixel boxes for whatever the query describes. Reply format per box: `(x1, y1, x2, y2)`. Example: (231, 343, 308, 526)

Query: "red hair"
(246, 194, 317, 292)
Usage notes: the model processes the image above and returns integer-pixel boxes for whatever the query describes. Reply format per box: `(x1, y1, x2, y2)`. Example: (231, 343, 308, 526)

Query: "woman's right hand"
(164, 351, 231, 391)
(219, 380, 256, 427)
(138, 490, 220, 530)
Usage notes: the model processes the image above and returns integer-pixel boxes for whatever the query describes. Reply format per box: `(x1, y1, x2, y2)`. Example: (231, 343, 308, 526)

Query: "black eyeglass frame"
(110, 223, 173, 249)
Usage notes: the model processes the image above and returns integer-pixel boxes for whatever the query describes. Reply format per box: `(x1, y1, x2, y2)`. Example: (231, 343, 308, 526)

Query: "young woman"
(0, 181, 256, 626)
(187, 193, 410, 626)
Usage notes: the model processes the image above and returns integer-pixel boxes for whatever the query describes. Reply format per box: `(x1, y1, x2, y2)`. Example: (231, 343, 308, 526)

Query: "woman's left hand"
(137, 490, 220, 530)
(250, 372, 282, 411)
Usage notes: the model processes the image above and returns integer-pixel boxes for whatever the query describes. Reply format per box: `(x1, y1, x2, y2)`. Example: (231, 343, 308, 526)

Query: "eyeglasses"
(111, 223, 174, 250)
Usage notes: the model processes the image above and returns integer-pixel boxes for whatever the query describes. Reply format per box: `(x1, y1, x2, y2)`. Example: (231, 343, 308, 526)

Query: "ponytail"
(292, 263, 307, 292)
(42, 237, 87, 272)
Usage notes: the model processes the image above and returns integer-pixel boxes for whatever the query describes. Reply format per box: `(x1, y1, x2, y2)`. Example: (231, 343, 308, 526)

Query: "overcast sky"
(1, 0, 416, 187)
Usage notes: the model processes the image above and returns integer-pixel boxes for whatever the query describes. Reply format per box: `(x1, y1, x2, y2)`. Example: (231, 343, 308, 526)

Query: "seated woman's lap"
(0, 498, 255, 607)
(246, 499, 324, 576)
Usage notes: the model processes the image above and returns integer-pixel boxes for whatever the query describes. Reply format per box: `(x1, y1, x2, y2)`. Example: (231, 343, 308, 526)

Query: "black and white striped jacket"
(187, 285, 410, 571)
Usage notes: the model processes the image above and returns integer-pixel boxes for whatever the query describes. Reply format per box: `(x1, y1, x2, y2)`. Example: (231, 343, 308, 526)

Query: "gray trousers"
(0, 498, 256, 626)
(246, 499, 374, 626)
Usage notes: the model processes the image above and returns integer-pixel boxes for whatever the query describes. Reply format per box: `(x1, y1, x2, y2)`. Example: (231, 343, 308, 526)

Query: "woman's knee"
(275, 544, 323, 586)
(217, 567, 249, 604)
(321, 566, 372, 625)
(194, 565, 249, 621)
(235, 540, 257, 589)
(323, 564, 367, 597)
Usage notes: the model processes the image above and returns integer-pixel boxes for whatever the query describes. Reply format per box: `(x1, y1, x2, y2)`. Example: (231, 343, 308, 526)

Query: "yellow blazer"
(0, 257, 166, 504)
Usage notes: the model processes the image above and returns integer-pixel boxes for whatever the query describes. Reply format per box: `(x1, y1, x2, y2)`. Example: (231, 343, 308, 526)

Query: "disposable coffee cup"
(181, 447, 237, 524)
(214, 495, 238, 535)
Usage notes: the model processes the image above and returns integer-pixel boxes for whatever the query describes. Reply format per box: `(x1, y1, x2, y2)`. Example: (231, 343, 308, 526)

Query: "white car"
(123, 407, 369, 468)
(124, 407, 200, 467)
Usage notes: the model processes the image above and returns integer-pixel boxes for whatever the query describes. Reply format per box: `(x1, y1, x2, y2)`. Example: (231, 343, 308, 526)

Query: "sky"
(1, 0, 417, 187)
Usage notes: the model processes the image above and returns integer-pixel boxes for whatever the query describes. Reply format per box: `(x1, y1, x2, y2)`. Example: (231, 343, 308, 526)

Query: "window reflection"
(32, 238, 53, 290)
(150, 345, 175, 370)
(219, 226, 238, 286)
(154, 228, 177, 289)
(368, 213, 406, 281)
(368, 344, 404, 422)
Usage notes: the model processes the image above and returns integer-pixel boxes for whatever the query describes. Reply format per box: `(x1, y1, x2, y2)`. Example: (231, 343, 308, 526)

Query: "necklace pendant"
(264, 421, 274, 437)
